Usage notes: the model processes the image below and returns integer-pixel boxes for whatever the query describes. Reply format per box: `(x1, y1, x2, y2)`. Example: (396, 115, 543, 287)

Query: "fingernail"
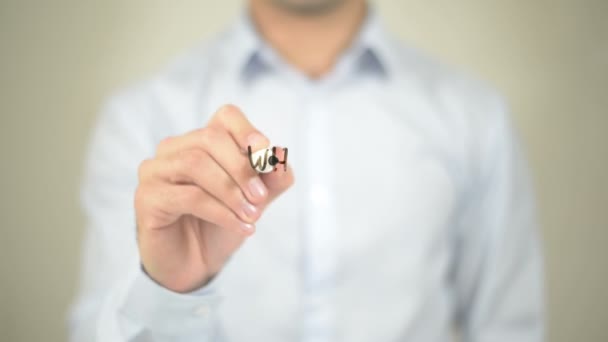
(242, 200, 259, 220)
(240, 222, 255, 233)
(248, 177, 268, 200)
(247, 132, 269, 150)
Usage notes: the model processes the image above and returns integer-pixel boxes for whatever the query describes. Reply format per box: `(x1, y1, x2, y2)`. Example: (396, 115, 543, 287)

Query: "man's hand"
(135, 105, 294, 293)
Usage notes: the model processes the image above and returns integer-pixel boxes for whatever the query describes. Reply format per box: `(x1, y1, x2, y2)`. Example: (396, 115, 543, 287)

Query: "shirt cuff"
(119, 265, 221, 335)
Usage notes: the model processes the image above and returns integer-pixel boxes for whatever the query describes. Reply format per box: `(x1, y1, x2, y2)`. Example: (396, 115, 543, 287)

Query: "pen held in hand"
(248, 145, 288, 173)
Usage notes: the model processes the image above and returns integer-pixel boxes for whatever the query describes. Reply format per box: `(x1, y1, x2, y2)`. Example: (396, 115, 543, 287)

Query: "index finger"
(208, 104, 270, 152)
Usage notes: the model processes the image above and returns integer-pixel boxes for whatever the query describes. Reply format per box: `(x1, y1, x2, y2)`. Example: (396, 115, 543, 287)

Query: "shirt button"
(194, 305, 210, 318)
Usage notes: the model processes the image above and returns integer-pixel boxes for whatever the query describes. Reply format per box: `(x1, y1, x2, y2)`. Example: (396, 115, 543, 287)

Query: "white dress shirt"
(68, 9, 544, 342)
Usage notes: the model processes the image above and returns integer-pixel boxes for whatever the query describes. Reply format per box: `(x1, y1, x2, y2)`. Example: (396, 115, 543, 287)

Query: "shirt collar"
(349, 8, 391, 77)
(229, 6, 392, 82)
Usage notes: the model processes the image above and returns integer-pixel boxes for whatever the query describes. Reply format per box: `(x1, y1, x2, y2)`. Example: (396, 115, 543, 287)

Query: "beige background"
(1, 0, 606, 341)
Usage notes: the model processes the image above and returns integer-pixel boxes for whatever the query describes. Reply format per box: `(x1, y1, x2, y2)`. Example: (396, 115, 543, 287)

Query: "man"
(69, 0, 544, 341)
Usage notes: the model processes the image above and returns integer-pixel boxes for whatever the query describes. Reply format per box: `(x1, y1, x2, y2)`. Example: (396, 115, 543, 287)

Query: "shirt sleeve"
(451, 96, 545, 342)
(67, 93, 221, 341)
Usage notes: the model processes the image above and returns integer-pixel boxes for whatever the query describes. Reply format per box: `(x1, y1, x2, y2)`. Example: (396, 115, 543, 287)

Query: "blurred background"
(1, 0, 606, 341)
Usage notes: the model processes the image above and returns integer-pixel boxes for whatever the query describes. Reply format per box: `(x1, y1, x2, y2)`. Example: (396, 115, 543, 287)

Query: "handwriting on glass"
(247, 146, 288, 173)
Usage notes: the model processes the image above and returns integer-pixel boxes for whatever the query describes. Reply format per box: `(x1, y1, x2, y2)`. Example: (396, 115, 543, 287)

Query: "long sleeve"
(67, 94, 220, 341)
(450, 96, 545, 342)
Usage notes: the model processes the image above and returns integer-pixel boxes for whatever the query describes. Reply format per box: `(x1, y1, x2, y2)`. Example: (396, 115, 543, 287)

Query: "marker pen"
(247, 145, 287, 173)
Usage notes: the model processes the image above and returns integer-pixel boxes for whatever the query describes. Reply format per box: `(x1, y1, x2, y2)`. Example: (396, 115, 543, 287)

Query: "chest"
(200, 80, 460, 340)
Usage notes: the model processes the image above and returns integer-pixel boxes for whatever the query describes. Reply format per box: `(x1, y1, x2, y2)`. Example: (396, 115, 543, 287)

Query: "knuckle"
(218, 104, 241, 119)
(137, 159, 153, 181)
(199, 126, 220, 149)
(156, 136, 174, 156)
(216, 104, 243, 126)
(135, 185, 195, 230)
(176, 150, 207, 176)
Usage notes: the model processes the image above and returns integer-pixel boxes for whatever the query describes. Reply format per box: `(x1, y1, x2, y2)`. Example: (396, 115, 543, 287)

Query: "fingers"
(155, 126, 269, 205)
(137, 104, 295, 236)
(135, 183, 255, 235)
(139, 149, 262, 225)
(208, 104, 270, 152)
